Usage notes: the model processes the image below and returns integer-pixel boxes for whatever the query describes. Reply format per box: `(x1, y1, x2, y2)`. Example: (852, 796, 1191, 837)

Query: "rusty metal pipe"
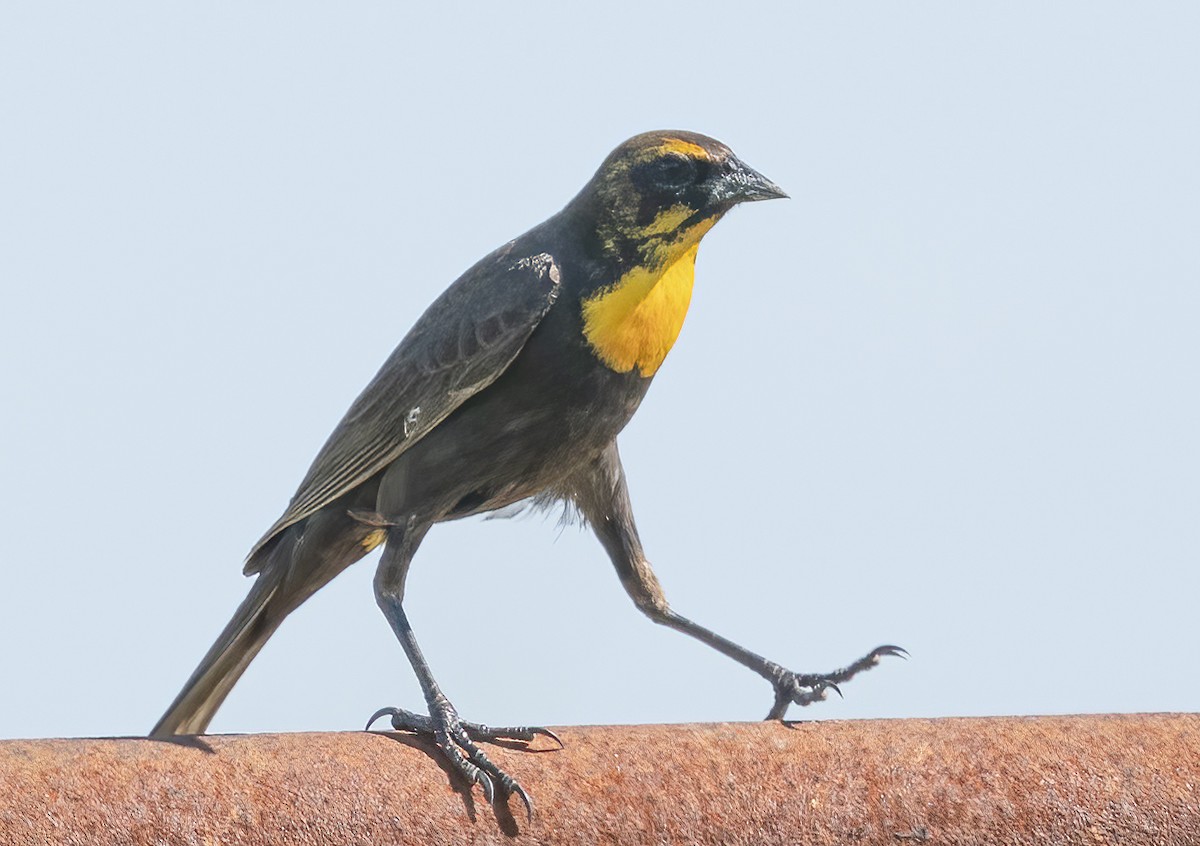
(0, 714, 1196, 845)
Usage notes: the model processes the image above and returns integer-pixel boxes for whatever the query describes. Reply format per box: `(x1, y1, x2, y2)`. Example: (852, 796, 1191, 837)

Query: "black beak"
(711, 155, 789, 205)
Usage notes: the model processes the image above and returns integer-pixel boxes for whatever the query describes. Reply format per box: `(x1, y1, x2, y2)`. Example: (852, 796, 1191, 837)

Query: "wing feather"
(245, 247, 561, 568)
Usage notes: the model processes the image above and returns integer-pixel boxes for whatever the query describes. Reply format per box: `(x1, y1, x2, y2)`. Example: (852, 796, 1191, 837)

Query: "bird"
(151, 130, 903, 815)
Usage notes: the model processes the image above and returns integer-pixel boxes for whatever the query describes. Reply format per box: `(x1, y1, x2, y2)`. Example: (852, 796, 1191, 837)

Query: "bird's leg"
(568, 443, 905, 720)
(642, 610, 906, 719)
(368, 517, 551, 818)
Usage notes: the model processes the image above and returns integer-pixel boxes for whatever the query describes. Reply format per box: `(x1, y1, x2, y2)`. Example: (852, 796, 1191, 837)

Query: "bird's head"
(571, 130, 787, 267)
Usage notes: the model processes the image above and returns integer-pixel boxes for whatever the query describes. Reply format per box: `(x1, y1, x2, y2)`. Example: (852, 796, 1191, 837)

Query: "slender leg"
(566, 443, 905, 720)
(368, 516, 554, 818)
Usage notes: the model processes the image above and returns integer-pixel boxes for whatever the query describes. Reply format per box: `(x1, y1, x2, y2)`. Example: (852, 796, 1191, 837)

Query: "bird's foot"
(764, 644, 907, 720)
(365, 702, 560, 818)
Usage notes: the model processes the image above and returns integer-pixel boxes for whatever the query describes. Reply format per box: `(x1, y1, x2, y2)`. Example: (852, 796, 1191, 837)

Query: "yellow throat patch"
(582, 215, 715, 377)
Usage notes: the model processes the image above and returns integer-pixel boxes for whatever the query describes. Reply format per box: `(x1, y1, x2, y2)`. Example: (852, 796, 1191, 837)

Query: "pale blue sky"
(1, 2, 1197, 740)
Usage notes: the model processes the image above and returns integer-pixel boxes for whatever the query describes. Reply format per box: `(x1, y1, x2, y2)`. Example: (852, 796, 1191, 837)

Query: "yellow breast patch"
(581, 240, 703, 377)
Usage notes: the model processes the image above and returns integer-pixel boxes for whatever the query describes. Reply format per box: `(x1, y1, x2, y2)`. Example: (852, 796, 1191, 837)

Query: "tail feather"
(151, 499, 380, 737)
(150, 567, 286, 737)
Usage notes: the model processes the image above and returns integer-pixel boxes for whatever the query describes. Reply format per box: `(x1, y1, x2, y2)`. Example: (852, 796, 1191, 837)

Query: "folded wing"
(245, 248, 562, 571)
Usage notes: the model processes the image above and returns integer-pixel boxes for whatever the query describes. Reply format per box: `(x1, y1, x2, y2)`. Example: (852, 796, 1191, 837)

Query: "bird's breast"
(579, 243, 701, 377)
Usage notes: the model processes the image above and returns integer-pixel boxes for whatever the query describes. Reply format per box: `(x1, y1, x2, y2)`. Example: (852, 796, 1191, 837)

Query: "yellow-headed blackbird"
(152, 130, 902, 813)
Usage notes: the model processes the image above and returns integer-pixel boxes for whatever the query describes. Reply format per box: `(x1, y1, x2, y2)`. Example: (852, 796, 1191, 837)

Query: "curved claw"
(873, 644, 909, 659)
(534, 727, 564, 750)
(823, 680, 843, 699)
(365, 706, 399, 731)
(475, 770, 496, 806)
(510, 782, 535, 821)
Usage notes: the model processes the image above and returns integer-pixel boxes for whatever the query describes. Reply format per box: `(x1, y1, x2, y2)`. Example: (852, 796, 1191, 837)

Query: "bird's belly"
(385, 344, 650, 521)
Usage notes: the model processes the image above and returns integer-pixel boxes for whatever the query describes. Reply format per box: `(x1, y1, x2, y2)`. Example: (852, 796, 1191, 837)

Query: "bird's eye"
(638, 153, 696, 190)
(655, 154, 694, 185)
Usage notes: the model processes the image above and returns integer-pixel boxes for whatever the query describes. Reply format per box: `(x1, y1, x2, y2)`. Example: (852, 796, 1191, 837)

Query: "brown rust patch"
(0, 715, 1196, 845)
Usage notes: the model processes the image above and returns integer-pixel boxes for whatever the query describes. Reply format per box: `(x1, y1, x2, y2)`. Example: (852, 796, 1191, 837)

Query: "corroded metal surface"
(0, 715, 1196, 845)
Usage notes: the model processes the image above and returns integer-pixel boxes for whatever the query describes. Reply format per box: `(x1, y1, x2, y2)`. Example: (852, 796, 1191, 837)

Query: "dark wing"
(245, 247, 562, 568)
